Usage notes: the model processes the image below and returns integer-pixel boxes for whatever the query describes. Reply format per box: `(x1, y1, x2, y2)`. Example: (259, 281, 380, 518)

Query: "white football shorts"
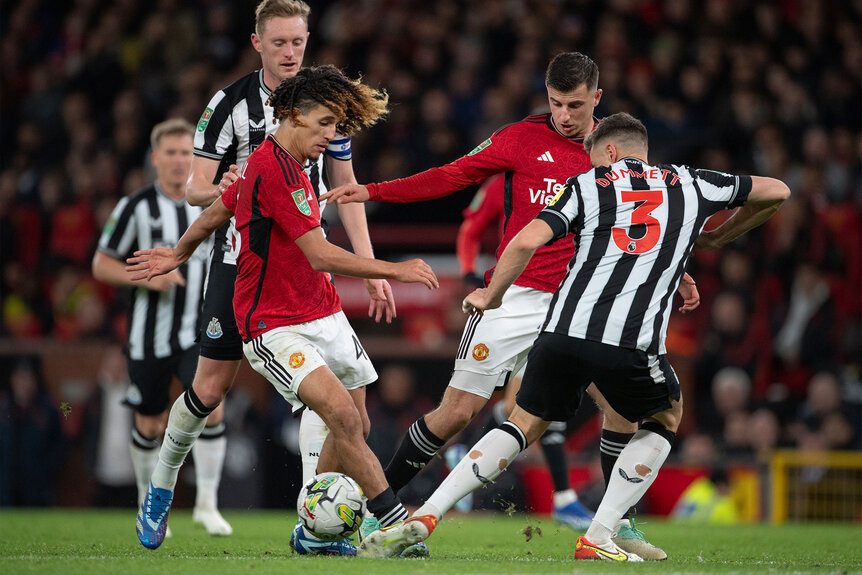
(243, 311, 377, 412)
(452, 284, 553, 398)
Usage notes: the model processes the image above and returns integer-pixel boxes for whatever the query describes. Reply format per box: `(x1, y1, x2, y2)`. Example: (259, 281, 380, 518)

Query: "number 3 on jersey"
(612, 189, 663, 254)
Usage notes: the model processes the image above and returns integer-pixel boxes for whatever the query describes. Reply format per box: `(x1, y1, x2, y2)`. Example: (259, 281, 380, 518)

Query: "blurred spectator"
(773, 262, 837, 394)
(672, 467, 739, 525)
(82, 344, 136, 507)
(788, 372, 860, 451)
(699, 367, 751, 439)
(0, 357, 66, 506)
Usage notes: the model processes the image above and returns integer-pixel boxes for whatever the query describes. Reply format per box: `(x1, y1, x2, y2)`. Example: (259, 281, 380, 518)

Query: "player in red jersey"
(322, 52, 698, 559)
(127, 65, 438, 552)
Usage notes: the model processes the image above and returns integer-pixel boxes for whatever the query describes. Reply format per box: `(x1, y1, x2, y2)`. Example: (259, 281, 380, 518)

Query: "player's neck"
(273, 131, 307, 165)
(156, 179, 186, 202)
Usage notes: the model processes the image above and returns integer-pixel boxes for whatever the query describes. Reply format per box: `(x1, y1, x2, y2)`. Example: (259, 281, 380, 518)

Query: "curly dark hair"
(267, 65, 389, 137)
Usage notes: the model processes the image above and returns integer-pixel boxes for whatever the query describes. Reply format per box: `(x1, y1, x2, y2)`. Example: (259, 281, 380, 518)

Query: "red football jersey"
(222, 136, 341, 341)
(368, 113, 594, 292)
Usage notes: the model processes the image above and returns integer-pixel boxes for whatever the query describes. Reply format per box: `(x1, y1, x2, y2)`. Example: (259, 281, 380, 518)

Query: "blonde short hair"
(150, 118, 194, 150)
(255, 0, 310, 36)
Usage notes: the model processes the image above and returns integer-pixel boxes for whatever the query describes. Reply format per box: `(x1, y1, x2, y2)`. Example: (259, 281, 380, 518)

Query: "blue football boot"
(136, 482, 173, 549)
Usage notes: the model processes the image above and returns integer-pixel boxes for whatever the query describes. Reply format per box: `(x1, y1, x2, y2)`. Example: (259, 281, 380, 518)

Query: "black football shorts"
(516, 332, 680, 423)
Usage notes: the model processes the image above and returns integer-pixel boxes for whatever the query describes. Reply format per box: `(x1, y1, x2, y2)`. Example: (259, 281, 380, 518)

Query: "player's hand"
(364, 278, 396, 324)
(461, 288, 502, 316)
(126, 248, 184, 282)
(319, 184, 370, 205)
(392, 259, 438, 290)
(677, 273, 700, 314)
(217, 164, 240, 194)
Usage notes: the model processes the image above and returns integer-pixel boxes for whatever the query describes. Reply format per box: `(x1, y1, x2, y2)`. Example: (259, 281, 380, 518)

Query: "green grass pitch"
(1, 509, 860, 574)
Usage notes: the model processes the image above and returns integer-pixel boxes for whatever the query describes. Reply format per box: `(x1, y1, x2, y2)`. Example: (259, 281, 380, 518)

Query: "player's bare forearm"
(296, 228, 438, 289)
(697, 176, 789, 250)
(484, 220, 552, 306)
(94, 250, 177, 290)
(186, 156, 223, 207)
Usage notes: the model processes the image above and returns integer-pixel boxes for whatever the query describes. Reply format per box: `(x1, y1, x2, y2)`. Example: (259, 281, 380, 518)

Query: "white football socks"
(299, 409, 329, 484)
(193, 426, 226, 510)
(151, 393, 208, 491)
(129, 428, 160, 506)
(418, 423, 526, 519)
(588, 429, 672, 544)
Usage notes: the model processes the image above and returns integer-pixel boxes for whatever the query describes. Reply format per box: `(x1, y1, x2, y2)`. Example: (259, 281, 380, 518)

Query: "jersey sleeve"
(536, 176, 580, 242)
(325, 134, 352, 161)
(97, 197, 138, 259)
(194, 90, 234, 161)
(220, 179, 239, 213)
(693, 169, 752, 208)
(367, 128, 517, 202)
(456, 175, 504, 274)
(267, 181, 321, 241)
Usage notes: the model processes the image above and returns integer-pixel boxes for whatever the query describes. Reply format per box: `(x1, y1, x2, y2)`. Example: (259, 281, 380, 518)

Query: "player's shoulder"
(214, 70, 264, 103)
(491, 113, 551, 138)
(254, 138, 306, 185)
(123, 184, 158, 208)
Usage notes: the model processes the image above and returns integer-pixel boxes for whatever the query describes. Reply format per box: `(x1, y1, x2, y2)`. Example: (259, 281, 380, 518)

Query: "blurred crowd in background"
(1, 0, 861, 509)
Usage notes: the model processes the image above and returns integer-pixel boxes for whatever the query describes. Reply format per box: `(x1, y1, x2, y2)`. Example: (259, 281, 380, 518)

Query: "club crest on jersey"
(197, 107, 213, 133)
(472, 343, 490, 361)
(292, 189, 312, 216)
(467, 138, 492, 156)
(548, 185, 567, 207)
(125, 384, 142, 406)
(289, 352, 305, 368)
(206, 317, 223, 339)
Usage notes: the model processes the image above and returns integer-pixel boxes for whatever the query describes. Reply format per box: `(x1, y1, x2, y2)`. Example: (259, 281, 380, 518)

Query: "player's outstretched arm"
(126, 197, 233, 281)
(319, 183, 370, 205)
(329, 158, 397, 323)
(696, 176, 790, 250)
(463, 219, 553, 315)
(295, 227, 438, 289)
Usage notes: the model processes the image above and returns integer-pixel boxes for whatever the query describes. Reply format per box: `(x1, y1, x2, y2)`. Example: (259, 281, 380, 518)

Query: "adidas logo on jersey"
(537, 151, 554, 162)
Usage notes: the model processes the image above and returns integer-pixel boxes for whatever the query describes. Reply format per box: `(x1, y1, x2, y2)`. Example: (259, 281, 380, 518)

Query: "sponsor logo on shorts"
(472, 343, 489, 361)
(206, 317, 223, 339)
(289, 352, 305, 368)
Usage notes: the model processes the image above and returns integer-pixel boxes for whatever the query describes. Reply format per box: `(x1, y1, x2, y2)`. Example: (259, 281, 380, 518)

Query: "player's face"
(547, 84, 602, 138)
(252, 16, 309, 88)
(151, 134, 194, 192)
(291, 104, 339, 162)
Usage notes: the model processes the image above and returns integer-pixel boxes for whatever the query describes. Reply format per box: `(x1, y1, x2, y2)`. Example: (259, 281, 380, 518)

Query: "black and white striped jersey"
(98, 184, 212, 360)
(536, 157, 751, 355)
(194, 69, 351, 265)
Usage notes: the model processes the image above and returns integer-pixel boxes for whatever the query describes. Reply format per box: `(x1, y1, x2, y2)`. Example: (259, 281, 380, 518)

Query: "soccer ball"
(297, 472, 366, 540)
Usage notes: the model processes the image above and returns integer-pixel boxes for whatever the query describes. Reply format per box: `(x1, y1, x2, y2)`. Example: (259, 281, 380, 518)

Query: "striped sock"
(384, 417, 446, 492)
(367, 487, 409, 527)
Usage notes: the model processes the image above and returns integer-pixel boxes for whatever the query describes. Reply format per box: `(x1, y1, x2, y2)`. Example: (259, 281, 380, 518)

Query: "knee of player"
(192, 377, 231, 407)
(327, 404, 363, 437)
